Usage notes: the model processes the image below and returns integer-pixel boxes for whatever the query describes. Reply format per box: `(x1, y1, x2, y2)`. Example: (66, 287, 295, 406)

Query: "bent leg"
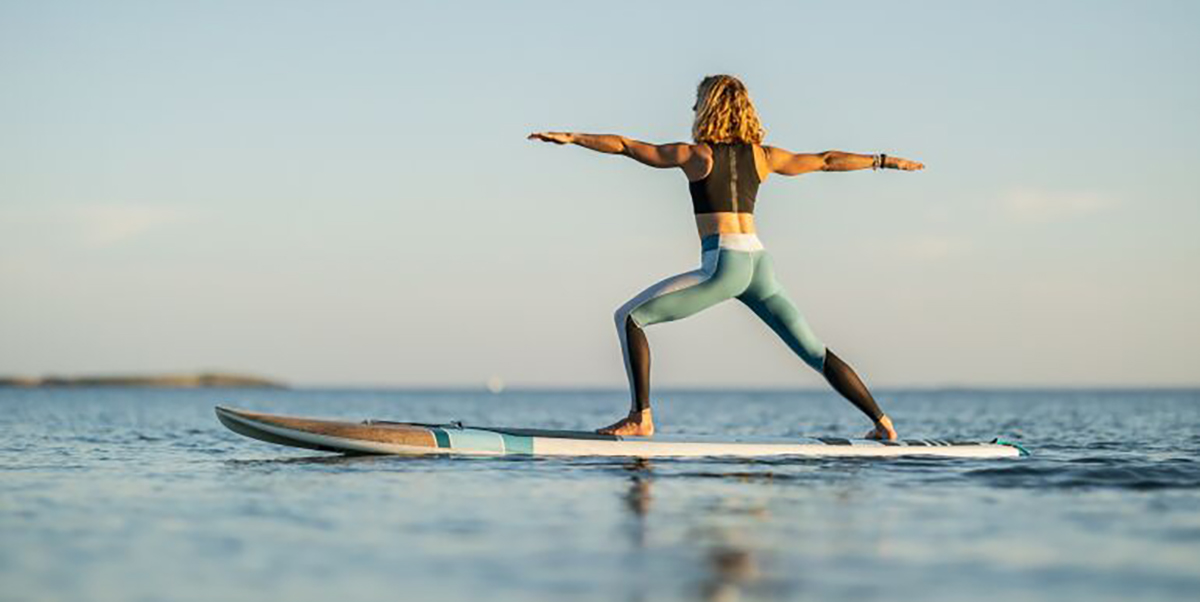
(613, 262, 712, 412)
(627, 250, 753, 328)
(612, 250, 753, 416)
(622, 315, 651, 412)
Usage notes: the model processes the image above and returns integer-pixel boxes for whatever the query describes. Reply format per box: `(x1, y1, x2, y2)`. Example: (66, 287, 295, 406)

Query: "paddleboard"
(215, 406, 1026, 458)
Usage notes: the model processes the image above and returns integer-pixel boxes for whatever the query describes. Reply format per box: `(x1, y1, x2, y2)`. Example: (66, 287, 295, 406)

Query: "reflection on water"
(623, 458, 654, 548)
(701, 546, 759, 602)
(619, 458, 766, 602)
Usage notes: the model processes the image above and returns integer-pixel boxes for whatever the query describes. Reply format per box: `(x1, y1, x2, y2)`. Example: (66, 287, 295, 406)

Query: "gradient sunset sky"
(2, 0, 1197, 387)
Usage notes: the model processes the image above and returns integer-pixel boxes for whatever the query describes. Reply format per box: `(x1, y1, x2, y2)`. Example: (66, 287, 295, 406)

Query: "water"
(2, 388, 1198, 602)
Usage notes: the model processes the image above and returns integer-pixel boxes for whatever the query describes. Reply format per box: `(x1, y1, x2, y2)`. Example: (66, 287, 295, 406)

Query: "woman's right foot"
(597, 408, 655, 437)
(864, 415, 898, 441)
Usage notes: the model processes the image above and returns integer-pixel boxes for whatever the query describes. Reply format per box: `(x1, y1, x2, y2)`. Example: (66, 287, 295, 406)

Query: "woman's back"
(689, 143, 762, 215)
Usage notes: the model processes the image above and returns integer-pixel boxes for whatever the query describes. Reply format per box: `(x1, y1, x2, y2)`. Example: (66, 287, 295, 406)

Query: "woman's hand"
(527, 131, 574, 145)
(889, 157, 925, 171)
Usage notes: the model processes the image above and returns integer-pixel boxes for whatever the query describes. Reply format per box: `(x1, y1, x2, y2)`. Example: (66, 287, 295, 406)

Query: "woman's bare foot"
(597, 408, 655, 437)
(864, 415, 898, 441)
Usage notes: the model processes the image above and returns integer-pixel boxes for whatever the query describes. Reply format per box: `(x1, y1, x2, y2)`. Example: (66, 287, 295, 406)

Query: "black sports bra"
(689, 143, 761, 215)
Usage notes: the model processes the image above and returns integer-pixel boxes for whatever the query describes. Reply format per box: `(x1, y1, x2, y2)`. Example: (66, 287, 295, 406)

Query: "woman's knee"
(616, 302, 650, 332)
(797, 340, 827, 371)
(614, 306, 634, 330)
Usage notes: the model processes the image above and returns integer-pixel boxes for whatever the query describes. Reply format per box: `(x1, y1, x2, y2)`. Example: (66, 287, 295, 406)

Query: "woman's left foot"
(864, 415, 898, 441)
(597, 408, 655, 437)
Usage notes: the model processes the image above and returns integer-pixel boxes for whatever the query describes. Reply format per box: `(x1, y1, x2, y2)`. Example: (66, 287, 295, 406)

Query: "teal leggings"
(616, 237, 827, 397)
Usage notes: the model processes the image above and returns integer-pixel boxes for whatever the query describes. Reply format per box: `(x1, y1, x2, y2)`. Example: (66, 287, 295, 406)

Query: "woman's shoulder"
(683, 143, 715, 182)
(689, 142, 715, 163)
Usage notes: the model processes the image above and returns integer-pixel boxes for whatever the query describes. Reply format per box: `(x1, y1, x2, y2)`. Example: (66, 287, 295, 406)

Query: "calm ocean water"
(2, 388, 1198, 602)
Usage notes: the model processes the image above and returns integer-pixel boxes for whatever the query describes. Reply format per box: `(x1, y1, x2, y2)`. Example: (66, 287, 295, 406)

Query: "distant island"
(0, 372, 286, 389)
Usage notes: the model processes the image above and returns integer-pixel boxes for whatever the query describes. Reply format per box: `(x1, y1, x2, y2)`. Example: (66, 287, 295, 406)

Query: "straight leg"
(738, 252, 897, 439)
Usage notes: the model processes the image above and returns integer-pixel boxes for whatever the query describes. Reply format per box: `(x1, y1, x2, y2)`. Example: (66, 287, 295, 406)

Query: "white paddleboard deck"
(215, 406, 1026, 459)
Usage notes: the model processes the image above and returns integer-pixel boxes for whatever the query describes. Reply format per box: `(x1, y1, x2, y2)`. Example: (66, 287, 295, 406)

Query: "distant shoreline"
(0, 373, 286, 389)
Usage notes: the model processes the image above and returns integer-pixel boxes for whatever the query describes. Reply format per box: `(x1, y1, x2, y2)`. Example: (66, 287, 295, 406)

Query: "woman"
(528, 75, 924, 440)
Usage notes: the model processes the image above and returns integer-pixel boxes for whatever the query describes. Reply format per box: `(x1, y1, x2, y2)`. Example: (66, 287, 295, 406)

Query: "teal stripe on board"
(447, 429, 506, 453)
(431, 428, 451, 448)
(501, 434, 534, 455)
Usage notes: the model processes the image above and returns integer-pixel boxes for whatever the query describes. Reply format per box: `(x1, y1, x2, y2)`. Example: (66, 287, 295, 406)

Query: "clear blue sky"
(2, 0, 1197, 388)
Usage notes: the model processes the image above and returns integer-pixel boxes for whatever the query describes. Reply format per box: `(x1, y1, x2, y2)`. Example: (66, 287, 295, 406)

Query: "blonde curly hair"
(691, 75, 765, 145)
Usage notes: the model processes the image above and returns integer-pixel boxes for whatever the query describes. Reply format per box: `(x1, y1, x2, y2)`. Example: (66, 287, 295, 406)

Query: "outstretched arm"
(528, 131, 701, 170)
(765, 146, 925, 175)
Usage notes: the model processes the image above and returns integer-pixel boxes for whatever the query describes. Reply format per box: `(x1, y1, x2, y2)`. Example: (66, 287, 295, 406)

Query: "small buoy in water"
(486, 376, 505, 394)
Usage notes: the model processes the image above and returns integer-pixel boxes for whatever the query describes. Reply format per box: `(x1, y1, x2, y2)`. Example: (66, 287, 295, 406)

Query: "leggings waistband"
(701, 233, 764, 253)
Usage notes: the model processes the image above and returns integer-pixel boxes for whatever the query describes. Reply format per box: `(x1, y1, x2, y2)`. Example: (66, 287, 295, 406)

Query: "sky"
(1, 0, 1198, 388)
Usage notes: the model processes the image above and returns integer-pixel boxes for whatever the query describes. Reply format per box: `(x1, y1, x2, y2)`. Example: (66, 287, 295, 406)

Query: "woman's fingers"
(527, 132, 570, 144)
